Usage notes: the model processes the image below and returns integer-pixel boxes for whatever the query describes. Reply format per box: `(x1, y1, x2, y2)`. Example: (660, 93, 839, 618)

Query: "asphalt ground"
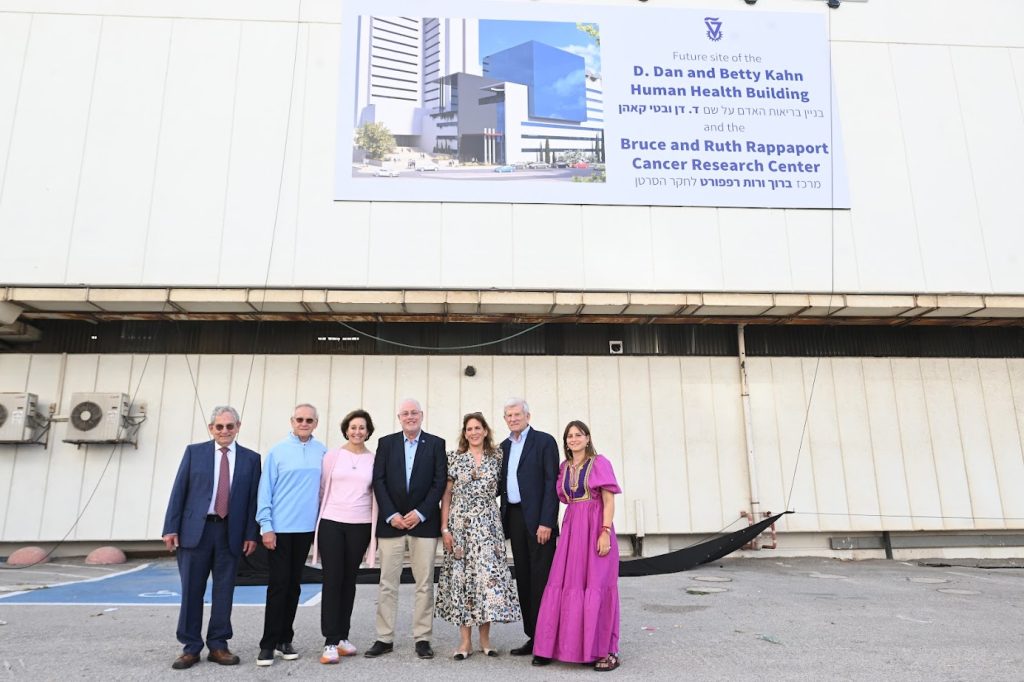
(1, 556, 1022, 681)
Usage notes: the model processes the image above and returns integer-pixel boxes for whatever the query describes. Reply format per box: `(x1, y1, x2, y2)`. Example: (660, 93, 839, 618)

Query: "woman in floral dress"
(533, 420, 622, 671)
(437, 412, 521, 659)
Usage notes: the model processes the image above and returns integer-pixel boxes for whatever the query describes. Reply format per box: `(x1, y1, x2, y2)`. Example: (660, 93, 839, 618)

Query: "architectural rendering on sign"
(349, 16, 605, 182)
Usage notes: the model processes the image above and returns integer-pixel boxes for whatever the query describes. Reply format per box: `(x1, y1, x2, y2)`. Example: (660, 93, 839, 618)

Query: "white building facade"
(1, 0, 1024, 560)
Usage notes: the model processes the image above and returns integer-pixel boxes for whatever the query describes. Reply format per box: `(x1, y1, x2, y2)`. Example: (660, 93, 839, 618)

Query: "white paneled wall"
(0, 1, 1022, 293)
(3, 353, 1024, 546)
(749, 358, 1024, 534)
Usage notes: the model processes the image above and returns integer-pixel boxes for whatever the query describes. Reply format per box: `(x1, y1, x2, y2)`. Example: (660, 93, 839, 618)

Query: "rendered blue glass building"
(483, 40, 587, 123)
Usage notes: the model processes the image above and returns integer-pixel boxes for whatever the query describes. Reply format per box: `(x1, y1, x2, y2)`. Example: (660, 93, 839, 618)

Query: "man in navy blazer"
(499, 398, 560, 661)
(162, 405, 261, 670)
(365, 398, 446, 660)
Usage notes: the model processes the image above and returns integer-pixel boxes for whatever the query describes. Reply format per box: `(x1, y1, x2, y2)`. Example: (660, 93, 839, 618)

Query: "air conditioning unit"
(0, 392, 45, 444)
(63, 392, 141, 446)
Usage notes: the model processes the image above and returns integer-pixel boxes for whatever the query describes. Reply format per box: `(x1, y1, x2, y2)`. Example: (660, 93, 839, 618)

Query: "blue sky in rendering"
(479, 20, 601, 74)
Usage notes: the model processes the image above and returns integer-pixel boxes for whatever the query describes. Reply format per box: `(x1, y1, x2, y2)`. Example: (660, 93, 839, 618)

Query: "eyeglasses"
(398, 410, 422, 418)
(212, 423, 237, 431)
(292, 417, 316, 424)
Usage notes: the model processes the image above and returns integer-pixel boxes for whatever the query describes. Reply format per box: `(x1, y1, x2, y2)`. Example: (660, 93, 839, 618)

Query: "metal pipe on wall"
(737, 324, 762, 547)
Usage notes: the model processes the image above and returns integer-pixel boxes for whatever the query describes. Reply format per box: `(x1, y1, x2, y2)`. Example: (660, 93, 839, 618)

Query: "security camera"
(826, 0, 840, 7)
(744, 0, 757, 4)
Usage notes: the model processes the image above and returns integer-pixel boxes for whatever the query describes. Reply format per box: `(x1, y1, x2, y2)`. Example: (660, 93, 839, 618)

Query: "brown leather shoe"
(207, 649, 240, 665)
(171, 653, 200, 670)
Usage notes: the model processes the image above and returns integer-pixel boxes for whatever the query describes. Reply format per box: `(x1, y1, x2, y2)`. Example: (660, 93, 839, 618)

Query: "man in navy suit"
(162, 405, 261, 670)
(498, 398, 560, 662)
(364, 398, 446, 660)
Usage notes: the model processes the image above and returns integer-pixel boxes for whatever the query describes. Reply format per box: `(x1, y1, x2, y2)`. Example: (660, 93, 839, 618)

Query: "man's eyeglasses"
(398, 410, 422, 418)
(292, 417, 316, 424)
(212, 423, 237, 432)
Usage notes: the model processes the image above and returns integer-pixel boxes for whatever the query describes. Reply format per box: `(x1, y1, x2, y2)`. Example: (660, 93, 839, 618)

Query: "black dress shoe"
(171, 653, 200, 670)
(364, 640, 394, 658)
(510, 639, 533, 656)
(532, 655, 552, 666)
(275, 643, 298, 660)
(415, 641, 434, 659)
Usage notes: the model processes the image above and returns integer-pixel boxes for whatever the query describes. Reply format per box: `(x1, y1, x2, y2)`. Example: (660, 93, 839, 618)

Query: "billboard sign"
(334, 0, 849, 208)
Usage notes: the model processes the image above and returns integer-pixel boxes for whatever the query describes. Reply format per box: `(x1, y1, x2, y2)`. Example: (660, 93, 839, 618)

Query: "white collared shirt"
(207, 440, 237, 514)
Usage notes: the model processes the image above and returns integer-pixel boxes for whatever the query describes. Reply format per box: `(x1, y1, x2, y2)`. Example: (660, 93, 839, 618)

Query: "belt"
(206, 514, 228, 523)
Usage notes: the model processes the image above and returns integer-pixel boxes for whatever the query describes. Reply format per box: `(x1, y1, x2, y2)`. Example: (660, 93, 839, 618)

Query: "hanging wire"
(238, 5, 303, 419)
(237, 2, 305, 420)
(674, 515, 748, 550)
(783, 8, 840, 513)
(335, 320, 548, 351)
(794, 511, 1024, 521)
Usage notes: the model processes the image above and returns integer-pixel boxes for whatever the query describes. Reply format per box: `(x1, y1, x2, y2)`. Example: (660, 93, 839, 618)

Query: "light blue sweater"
(256, 432, 326, 534)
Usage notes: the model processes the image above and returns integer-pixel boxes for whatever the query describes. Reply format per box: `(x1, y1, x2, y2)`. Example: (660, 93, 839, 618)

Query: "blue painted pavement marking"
(0, 561, 322, 606)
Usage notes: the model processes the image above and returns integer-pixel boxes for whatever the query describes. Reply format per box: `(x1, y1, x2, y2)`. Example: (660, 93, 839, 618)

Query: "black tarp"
(618, 512, 790, 577)
(235, 512, 788, 585)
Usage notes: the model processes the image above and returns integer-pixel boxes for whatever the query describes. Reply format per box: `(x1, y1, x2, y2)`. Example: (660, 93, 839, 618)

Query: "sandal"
(594, 653, 620, 671)
(453, 651, 473, 661)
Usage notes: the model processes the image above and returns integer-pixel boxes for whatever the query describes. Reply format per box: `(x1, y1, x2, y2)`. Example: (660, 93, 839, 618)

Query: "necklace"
(345, 448, 366, 470)
(568, 457, 587, 493)
(469, 450, 484, 480)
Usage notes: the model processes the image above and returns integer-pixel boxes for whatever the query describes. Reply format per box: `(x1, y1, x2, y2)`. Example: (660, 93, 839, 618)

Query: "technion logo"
(705, 17, 723, 42)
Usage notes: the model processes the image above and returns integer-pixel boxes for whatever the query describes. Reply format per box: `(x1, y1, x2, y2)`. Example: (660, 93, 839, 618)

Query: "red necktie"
(214, 447, 230, 518)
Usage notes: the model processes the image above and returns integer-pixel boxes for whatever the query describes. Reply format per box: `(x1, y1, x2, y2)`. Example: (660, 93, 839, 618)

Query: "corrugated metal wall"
(2, 353, 1023, 546)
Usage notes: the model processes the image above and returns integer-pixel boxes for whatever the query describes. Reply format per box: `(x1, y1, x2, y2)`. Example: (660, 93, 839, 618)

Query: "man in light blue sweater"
(255, 403, 326, 666)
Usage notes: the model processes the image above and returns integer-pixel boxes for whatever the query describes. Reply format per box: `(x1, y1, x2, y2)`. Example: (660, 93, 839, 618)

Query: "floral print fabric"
(436, 450, 522, 626)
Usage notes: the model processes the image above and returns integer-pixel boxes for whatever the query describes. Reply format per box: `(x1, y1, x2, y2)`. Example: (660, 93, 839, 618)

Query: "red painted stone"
(6, 546, 49, 566)
(85, 546, 127, 565)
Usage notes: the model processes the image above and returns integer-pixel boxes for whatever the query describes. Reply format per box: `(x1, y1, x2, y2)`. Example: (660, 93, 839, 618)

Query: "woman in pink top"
(313, 409, 378, 664)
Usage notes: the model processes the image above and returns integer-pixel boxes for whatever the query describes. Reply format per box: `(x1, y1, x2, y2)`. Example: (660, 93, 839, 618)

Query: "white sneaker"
(337, 640, 358, 657)
(320, 645, 339, 665)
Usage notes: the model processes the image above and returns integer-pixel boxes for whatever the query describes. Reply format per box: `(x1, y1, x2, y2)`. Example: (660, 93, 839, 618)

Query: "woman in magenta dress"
(533, 420, 621, 672)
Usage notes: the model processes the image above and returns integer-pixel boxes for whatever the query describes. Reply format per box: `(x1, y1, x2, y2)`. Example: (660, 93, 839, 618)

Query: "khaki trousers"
(375, 534, 438, 642)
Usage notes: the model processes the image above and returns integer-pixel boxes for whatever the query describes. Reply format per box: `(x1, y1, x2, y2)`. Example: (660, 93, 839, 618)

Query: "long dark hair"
(562, 420, 597, 462)
(458, 412, 498, 456)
